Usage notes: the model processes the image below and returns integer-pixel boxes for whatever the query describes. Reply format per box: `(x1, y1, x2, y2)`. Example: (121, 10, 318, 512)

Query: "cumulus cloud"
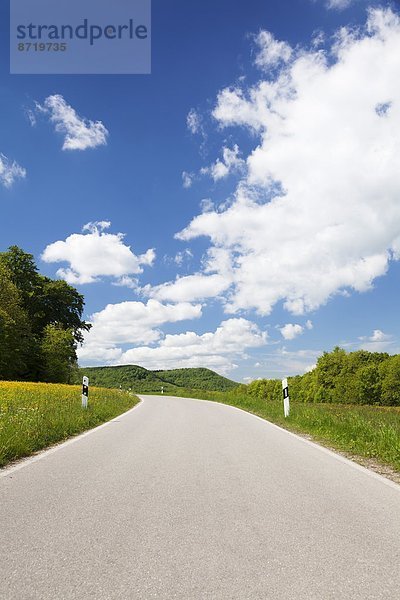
(358, 329, 394, 351)
(82, 318, 267, 375)
(169, 9, 400, 317)
(201, 145, 245, 181)
(254, 30, 292, 69)
(78, 299, 203, 365)
(279, 323, 305, 340)
(145, 247, 233, 302)
(42, 221, 155, 285)
(200, 198, 215, 213)
(37, 94, 108, 151)
(146, 273, 231, 303)
(0, 154, 26, 188)
(369, 329, 391, 342)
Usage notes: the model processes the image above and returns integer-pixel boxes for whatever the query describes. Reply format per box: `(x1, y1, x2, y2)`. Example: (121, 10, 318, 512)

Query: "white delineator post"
(82, 376, 89, 409)
(161, 386, 164, 395)
(282, 378, 290, 418)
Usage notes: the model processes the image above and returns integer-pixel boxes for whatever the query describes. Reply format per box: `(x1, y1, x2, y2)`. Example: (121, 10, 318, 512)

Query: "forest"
(74, 365, 239, 393)
(0, 246, 90, 383)
(248, 346, 400, 406)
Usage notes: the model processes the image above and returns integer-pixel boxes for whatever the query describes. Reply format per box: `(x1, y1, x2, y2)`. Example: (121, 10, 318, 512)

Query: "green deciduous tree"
(379, 355, 400, 406)
(40, 325, 78, 384)
(0, 246, 91, 383)
(247, 347, 400, 407)
(315, 347, 347, 401)
(0, 246, 90, 343)
(248, 378, 281, 401)
(0, 264, 34, 380)
(356, 364, 382, 405)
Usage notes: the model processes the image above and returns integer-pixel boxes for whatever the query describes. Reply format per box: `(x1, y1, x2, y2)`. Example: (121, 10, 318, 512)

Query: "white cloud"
(200, 198, 215, 213)
(112, 276, 139, 290)
(109, 318, 267, 375)
(358, 329, 394, 352)
(326, 0, 354, 10)
(370, 329, 390, 342)
(37, 94, 108, 151)
(254, 31, 292, 70)
(144, 247, 233, 302)
(182, 171, 194, 188)
(279, 323, 305, 340)
(187, 108, 202, 135)
(78, 299, 202, 359)
(311, 31, 326, 49)
(145, 273, 231, 303)
(173, 249, 193, 266)
(0, 154, 26, 188)
(172, 9, 400, 317)
(201, 145, 245, 181)
(264, 348, 320, 377)
(25, 108, 37, 127)
(83, 220, 111, 233)
(42, 221, 155, 285)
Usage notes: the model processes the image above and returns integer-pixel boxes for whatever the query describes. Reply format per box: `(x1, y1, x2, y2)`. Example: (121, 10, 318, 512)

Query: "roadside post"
(82, 376, 89, 409)
(282, 378, 290, 418)
(161, 386, 164, 395)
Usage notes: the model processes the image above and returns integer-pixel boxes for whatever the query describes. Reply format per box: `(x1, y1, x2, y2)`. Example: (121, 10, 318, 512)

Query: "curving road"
(1, 395, 400, 599)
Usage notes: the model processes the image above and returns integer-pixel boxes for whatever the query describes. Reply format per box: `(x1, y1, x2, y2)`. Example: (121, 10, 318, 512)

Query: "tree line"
(0, 246, 90, 383)
(248, 347, 400, 406)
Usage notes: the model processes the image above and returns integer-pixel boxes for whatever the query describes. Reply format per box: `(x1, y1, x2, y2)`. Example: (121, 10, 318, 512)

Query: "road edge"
(140, 394, 400, 493)
(0, 399, 144, 478)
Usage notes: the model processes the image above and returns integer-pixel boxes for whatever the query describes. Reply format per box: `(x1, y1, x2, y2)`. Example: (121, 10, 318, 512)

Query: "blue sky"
(1, 0, 400, 381)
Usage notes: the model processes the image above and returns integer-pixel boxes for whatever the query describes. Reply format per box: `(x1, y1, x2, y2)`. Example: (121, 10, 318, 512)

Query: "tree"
(314, 347, 348, 402)
(33, 278, 91, 343)
(379, 356, 400, 406)
(40, 325, 78, 384)
(0, 264, 33, 380)
(248, 378, 281, 401)
(0, 246, 91, 343)
(292, 370, 317, 403)
(0, 246, 91, 382)
(356, 364, 382, 405)
(0, 246, 39, 305)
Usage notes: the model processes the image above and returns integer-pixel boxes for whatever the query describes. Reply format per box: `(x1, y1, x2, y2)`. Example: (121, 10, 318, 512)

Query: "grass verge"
(0, 381, 139, 468)
(164, 389, 400, 474)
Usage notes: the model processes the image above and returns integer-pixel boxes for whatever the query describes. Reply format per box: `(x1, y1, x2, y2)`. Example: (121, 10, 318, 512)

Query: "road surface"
(1, 395, 400, 599)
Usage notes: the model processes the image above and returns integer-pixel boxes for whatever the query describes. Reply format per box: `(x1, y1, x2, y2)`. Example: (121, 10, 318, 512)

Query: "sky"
(1, 0, 400, 382)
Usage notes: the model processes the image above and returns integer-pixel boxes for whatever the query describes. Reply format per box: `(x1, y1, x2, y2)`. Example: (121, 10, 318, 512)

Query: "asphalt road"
(1, 395, 400, 600)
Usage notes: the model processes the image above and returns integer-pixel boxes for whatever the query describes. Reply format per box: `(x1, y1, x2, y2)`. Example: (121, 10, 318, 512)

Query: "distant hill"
(75, 365, 239, 394)
(153, 368, 238, 391)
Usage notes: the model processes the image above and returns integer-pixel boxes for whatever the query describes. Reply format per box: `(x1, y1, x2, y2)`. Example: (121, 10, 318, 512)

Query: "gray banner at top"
(10, 0, 151, 74)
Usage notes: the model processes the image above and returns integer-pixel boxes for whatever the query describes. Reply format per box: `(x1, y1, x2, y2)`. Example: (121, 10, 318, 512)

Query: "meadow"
(0, 381, 139, 468)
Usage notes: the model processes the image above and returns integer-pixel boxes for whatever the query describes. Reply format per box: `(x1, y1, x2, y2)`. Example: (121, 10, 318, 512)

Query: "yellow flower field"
(0, 381, 138, 468)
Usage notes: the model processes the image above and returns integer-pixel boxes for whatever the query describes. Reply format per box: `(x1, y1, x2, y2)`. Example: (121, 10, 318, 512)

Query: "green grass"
(163, 388, 400, 473)
(0, 381, 139, 468)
